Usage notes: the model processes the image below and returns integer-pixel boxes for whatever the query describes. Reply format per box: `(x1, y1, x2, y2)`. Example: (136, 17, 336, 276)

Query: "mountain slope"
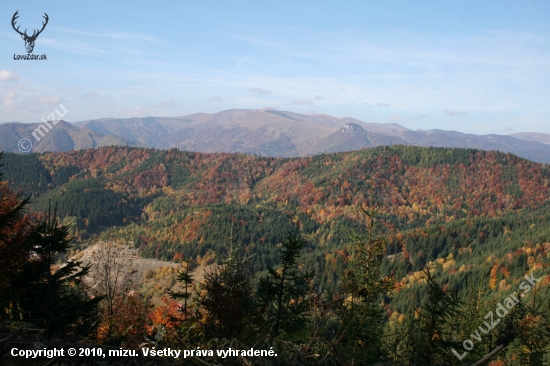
(3, 145, 550, 318)
(0, 120, 142, 153)
(402, 129, 550, 164)
(3, 109, 550, 163)
(511, 132, 550, 145)
(3, 145, 550, 255)
(69, 110, 550, 163)
(74, 117, 198, 148)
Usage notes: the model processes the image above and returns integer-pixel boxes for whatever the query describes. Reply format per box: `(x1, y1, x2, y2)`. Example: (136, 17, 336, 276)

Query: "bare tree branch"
(470, 344, 505, 366)
(0, 325, 22, 345)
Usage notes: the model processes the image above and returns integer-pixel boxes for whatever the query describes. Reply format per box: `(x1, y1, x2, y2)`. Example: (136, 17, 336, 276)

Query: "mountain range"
(0, 120, 142, 152)
(1, 108, 549, 163)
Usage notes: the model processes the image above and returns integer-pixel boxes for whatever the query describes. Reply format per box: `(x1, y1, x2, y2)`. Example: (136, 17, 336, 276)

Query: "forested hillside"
(3, 145, 550, 266)
(3, 146, 549, 239)
(2, 145, 550, 364)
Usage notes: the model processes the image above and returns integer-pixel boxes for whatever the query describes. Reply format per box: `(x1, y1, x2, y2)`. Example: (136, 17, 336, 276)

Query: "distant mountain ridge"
(510, 132, 550, 145)
(0, 120, 142, 153)
(1, 108, 549, 163)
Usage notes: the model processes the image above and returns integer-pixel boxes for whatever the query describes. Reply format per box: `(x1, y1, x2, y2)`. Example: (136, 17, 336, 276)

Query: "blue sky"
(1, 0, 549, 134)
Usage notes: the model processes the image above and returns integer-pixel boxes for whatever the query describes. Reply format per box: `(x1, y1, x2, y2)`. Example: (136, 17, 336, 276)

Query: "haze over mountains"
(0, 120, 143, 152)
(1, 108, 549, 163)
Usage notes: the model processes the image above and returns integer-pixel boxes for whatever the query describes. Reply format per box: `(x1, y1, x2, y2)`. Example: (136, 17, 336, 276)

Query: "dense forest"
(1, 146, 550, 365)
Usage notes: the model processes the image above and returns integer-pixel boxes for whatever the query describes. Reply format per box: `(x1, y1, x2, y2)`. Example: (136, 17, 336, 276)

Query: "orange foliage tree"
(146, 296, 188, 343)
(96, 290, 150, 347)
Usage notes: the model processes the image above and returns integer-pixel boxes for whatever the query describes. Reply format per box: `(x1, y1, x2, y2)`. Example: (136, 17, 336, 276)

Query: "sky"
(1, 0, 549, 135)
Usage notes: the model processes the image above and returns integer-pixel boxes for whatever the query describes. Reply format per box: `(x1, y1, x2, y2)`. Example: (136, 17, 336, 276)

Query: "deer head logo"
(12, 11, 49, 54)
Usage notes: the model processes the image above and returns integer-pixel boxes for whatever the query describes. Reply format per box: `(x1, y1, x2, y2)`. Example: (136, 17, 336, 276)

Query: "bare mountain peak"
(342, 124, 355, 132)
(341, 122, 365, 133)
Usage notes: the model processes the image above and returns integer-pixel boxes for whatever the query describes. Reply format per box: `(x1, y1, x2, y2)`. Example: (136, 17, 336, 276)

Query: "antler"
(30, 13, 49, 39)
(11, 11, 26, 37)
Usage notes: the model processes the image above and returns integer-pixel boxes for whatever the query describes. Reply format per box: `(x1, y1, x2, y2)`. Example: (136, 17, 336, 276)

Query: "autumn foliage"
(96, 290, 150, 347)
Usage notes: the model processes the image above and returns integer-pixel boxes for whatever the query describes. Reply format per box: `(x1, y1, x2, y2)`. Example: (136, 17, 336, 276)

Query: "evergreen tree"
(332, 207, 393, 365)
(515, 282, 550, 365)
(1, 152, 99, 338)
(16, 204, 101, 337)
(169, 259, 194, 316)
(417, 268, 463, 365)
(257, 228, 314, 339)
(0, 152, 32, 323)
(197, 226, 262, 341)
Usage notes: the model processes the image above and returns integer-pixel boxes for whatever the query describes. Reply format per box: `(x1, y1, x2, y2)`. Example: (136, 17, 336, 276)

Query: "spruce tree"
(333, 207, 393, 365)
(197, 226, 261, 341)
(1, 153, 99, 339)
(257, 229, 313, 339)
(16, 204, 101, 337)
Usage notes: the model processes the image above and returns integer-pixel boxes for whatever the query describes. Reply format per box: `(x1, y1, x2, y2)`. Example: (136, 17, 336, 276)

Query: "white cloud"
(80, 92, 98, 100)
(1, 91, 64, 113)
(210, 95, 223, 102)
(389, 114, 401, 121)
(1, 89, 19, 108)
(444, 109, 465, 116)
(4, 90, 19, 100)
(125, 105, 158, 117)
(314, 95, 323, 101)
(156, 100, 180, 108)
(292, 99, 313, 105)
(249, 87, 271, 95)
(0, 70, 20, 82)
(123, 100, 180, 117)
(38, 96, 63, 105)
(3, 19, 549, 134)
(39, 38, 107, 56)
(55, 28, 161, 42)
